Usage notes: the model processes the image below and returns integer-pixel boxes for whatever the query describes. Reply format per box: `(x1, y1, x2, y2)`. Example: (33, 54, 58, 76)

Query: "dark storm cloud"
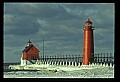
(5, 23, 40, 35)
(4, 14, 41, 35)
(4, 3, 79, 36)
(4, 3, 71, 19)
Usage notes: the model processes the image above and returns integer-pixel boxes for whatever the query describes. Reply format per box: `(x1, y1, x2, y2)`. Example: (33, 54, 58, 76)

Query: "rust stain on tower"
(82, 18, 94, 65)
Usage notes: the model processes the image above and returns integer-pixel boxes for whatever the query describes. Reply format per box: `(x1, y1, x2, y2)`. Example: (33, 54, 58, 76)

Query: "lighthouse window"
(85, 24, 92, 26)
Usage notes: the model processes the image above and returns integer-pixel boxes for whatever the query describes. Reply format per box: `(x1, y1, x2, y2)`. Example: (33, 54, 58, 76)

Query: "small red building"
(22, 39, 40, 60)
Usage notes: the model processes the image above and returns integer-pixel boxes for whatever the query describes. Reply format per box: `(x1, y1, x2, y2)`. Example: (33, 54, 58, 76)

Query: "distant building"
(22, 39, 40, 60)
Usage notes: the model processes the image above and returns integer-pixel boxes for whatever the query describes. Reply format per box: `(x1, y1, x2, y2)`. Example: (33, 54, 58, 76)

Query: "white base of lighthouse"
(20, 57, 36, 66)
(21, 57, 27, 66)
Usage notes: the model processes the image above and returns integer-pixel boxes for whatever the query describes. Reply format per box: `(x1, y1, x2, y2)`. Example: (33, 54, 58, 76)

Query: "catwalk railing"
(39, 53, 114, 65)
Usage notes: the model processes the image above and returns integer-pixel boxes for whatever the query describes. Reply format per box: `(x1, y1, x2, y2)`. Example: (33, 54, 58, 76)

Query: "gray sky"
(4, 3, 114, 63)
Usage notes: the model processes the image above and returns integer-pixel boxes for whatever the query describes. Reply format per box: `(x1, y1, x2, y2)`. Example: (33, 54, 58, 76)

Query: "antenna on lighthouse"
(43, 38, 44, 60)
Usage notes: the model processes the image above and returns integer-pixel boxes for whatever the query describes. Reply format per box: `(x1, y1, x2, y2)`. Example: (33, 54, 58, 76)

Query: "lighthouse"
(82, 18, 94, 65)
(21, 39, 40, 65)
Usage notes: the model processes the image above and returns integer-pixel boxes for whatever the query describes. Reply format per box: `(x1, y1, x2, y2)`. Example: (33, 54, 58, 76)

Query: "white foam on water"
(4, 65, 114, 78)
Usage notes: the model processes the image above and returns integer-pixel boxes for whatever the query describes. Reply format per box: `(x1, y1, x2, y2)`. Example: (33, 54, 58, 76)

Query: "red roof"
(85, 18, 92, 24)
(22, 44, 40, 52)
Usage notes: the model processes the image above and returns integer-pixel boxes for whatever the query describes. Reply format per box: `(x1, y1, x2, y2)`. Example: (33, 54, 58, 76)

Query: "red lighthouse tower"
(82, 18, 94, 65)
